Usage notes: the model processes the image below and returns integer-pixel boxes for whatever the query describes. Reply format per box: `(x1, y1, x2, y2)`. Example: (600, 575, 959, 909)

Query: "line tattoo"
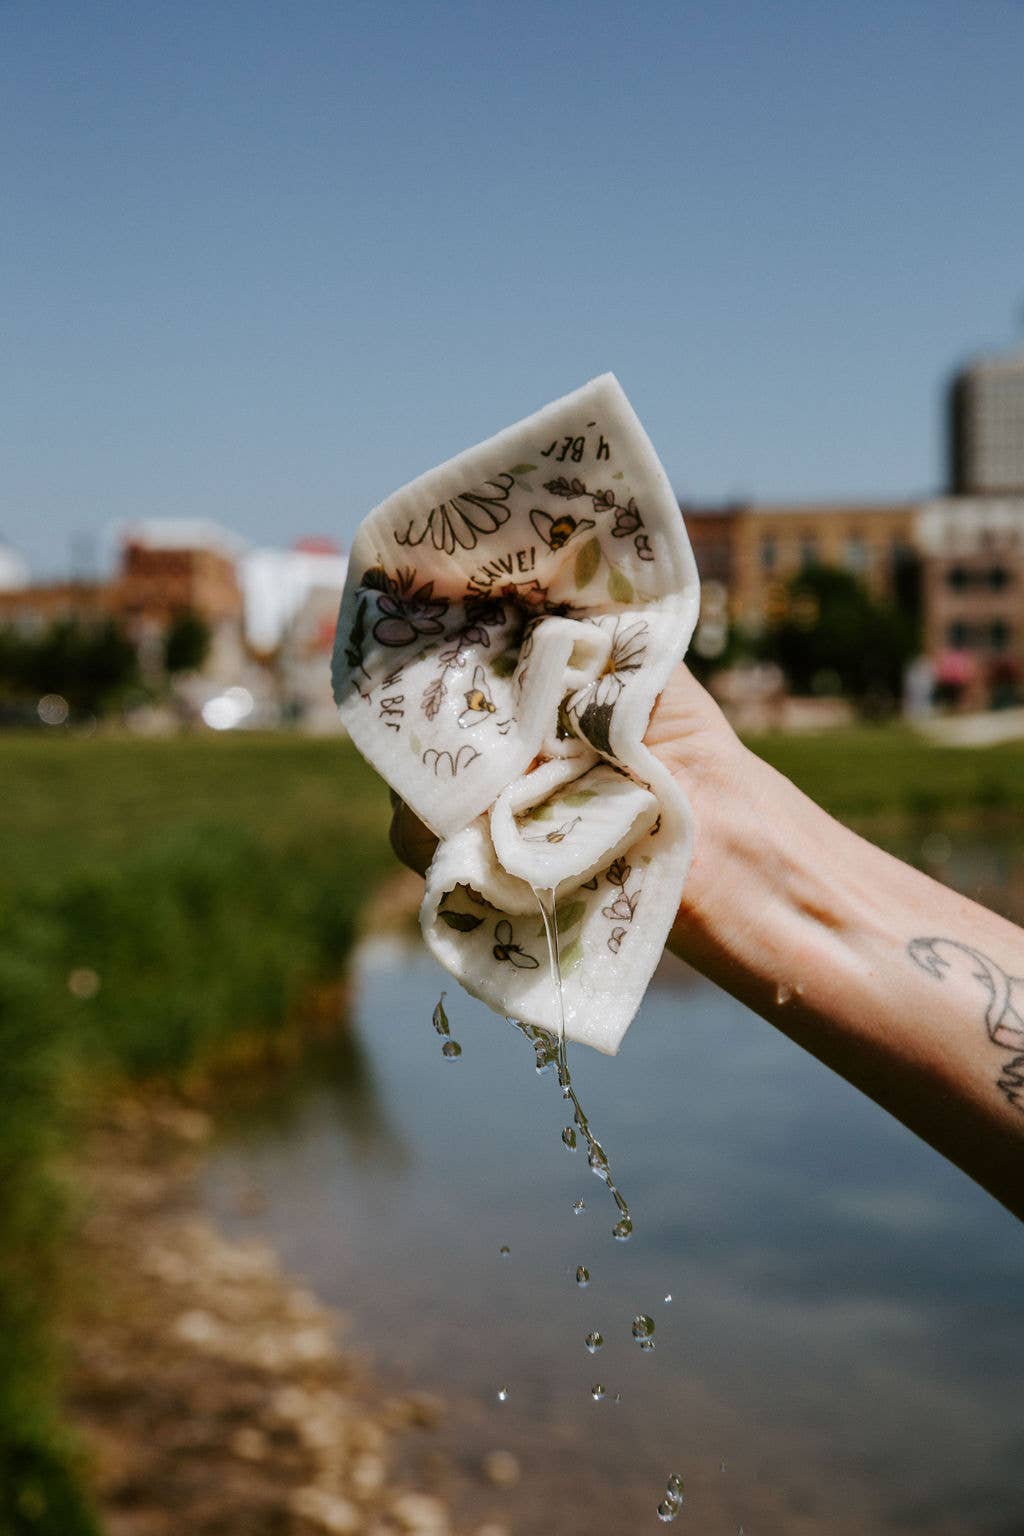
(908, 937, 1024, 1114)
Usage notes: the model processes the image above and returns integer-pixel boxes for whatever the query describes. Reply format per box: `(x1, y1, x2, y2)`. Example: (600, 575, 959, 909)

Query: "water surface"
(204, 831, 1024, 1534)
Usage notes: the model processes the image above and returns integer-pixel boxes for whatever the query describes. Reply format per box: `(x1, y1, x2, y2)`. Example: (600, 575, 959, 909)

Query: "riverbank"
(65, 1089, 501, 1536)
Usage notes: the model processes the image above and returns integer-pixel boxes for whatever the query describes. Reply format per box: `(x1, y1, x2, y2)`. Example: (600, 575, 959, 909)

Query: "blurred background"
(2, 3, 1023, 1534)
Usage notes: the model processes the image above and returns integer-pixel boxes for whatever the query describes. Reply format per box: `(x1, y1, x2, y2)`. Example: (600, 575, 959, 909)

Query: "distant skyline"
(3, 0, 1024, 576)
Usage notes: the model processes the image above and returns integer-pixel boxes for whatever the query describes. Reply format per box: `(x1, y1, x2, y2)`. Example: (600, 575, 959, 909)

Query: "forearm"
(668, 746, 1024, 1218)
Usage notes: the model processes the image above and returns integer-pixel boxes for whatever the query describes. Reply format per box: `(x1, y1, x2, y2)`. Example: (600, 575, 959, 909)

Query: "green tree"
(163, 610, 210, 675)
(761, 565, 917, 710)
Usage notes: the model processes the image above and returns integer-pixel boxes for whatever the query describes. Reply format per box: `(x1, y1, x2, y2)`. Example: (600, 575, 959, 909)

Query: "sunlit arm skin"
(391, 667, 1024, 1221)
(647, 665, 1024, 1222)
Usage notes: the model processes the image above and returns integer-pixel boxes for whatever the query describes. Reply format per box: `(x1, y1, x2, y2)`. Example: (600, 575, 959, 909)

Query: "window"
(946, 565, 969, 592)
(799, 534, 819, 570)
(990, 620, 1011, 651)
(845, 533, 868, 574)
(948, 621, 971, 648)
(988, 565, 1010, 591)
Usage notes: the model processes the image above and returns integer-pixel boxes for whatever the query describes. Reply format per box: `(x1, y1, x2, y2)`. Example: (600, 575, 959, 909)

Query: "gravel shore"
(64, 1094, 513, 1536)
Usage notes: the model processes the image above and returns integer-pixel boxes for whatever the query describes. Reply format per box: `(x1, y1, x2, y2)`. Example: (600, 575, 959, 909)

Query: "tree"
(163, 610, 210, 675)
(761, 565, 918, 709)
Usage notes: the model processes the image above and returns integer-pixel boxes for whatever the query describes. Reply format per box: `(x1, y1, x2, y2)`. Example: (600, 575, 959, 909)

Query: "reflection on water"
(203, 829, 1024, 1535)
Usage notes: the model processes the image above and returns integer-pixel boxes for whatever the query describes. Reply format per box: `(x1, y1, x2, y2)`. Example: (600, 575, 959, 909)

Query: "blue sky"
(3, 0, 1023, 575)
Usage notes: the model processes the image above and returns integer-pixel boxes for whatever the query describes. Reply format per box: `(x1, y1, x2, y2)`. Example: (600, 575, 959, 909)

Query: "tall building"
(949, 348, 1024, 495)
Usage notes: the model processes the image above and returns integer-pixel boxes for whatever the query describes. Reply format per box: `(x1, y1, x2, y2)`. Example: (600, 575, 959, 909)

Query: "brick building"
(915, 497, 1024, 693)
(685, 500, 918, 633)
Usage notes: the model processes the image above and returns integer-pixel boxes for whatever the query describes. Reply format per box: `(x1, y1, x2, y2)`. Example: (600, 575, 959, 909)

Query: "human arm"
(647, 665, 1024, 1220)
(390, 666, 1024, 1218)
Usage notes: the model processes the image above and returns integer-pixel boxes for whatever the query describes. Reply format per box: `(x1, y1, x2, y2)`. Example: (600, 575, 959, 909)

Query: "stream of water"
(202, 828, 1024, 1535)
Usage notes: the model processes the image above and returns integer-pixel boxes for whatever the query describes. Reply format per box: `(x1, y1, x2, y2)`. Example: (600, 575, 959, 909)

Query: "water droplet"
(632, 1315, 655, 1345)
(666, 1474, 684, 1500)
(614, 1392, 621, 1403)
(590, 1383, 605, 1401)
(561, 1126, 577, 1151)
(441, 1039, 462, 1059)
(496, 1386, 510, 1402)
(657, 1500, 679, 1522)
(664, 1293, 673, 1303)
(432, 994, 450, 1036)
(775, 980, 804, 1006)
(575, 1265, 590, 1287)
(499, 1245, 510, 1257)
(584, 1331, 603, 1353)
(589, 1149, 609, 1180)
(640, 1337, 655, 1352)
(612, 1217, 632, 1241)
(720, 1460, 726, 1473)
(573, 1198, 586, 1215)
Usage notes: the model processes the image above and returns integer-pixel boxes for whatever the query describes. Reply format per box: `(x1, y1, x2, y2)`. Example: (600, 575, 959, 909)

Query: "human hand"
(388, 664, 749, 908)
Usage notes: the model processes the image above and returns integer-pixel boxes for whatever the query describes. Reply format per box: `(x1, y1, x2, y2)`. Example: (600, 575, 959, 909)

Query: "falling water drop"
(432, 994, 450, 1036)
(441, 1039, 462, 1060)
(632, 1315, 656, 1347)
(664, 1293, 673, 1303)
(575, 1265, 590, 1287)
(573, 1197, 586, 1216)
(665, 1474, 684, 1501)
(499, 1245, 510, 1257)
(590, 1383, 606, 1401)
(612, 1216, 633, 1241)
(584, 1331, 604, 1353)
(562, 1126, 577, 1151)
(656, 1500, 679, 1522)
(496, 1386, 510, 1403)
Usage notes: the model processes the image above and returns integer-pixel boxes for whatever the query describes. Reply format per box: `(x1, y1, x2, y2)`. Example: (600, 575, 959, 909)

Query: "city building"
(685, 500, 918, 634)
(949, 347, 1024, 495)
(915, 497, 1024, 697)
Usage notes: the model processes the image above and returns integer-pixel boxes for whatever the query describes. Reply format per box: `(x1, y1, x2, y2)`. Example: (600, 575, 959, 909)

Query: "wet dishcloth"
(332, 374, 700, 1053)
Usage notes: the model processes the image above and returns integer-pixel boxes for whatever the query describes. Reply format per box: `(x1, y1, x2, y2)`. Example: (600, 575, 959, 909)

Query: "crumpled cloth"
(332, 373, 700, 1053)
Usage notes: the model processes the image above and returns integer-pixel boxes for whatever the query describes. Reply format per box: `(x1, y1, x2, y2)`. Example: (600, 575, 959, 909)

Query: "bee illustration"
(492, 919, 540, 969)
(458, 666, 497, 728)
(523, 815, 582, 845)
(530, 507, 596, 551)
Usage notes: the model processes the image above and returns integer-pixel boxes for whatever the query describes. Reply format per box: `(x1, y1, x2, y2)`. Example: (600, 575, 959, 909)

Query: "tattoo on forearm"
(908, 938, 1024, 1114)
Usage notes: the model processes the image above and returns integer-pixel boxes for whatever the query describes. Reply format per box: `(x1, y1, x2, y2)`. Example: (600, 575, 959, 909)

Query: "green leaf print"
(559, 937, 584, 976)
(607, 566, 633, 603)
(574, 537, 601, 589)
(555, 900, 586, 934)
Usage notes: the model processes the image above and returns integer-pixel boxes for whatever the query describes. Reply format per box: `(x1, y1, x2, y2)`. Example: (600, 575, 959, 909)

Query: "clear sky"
(3, 0, 1023, 576)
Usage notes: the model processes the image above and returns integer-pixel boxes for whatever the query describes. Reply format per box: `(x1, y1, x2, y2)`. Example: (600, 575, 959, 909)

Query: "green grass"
(0, 732, 393, 1536)
(745, 722, 1024, 822)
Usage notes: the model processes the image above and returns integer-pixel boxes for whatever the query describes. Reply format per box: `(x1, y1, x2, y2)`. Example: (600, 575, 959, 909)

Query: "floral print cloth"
(332, 374, 700, 1054)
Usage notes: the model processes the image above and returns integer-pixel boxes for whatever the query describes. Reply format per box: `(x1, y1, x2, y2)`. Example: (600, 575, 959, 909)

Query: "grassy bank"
(747, 721, 1024, 822)
(0, 733, 392, 1536)
(1, 722, 1021, 1534)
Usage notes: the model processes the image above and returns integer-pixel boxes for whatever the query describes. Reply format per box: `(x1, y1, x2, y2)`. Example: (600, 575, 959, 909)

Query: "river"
(203, 824, 1024, 1535)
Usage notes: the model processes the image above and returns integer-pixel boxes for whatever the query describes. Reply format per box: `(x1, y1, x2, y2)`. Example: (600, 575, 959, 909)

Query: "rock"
(290, 1485, 361, 1533)
(350, 1451, 386, 1498)
(174, 1308, 221, 1349)
(389, 1391, 444, 1430)
(229, 1425, 268, 1462)
(481, 1449, 520, 1489)
(390, 1491, 451, 1534)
